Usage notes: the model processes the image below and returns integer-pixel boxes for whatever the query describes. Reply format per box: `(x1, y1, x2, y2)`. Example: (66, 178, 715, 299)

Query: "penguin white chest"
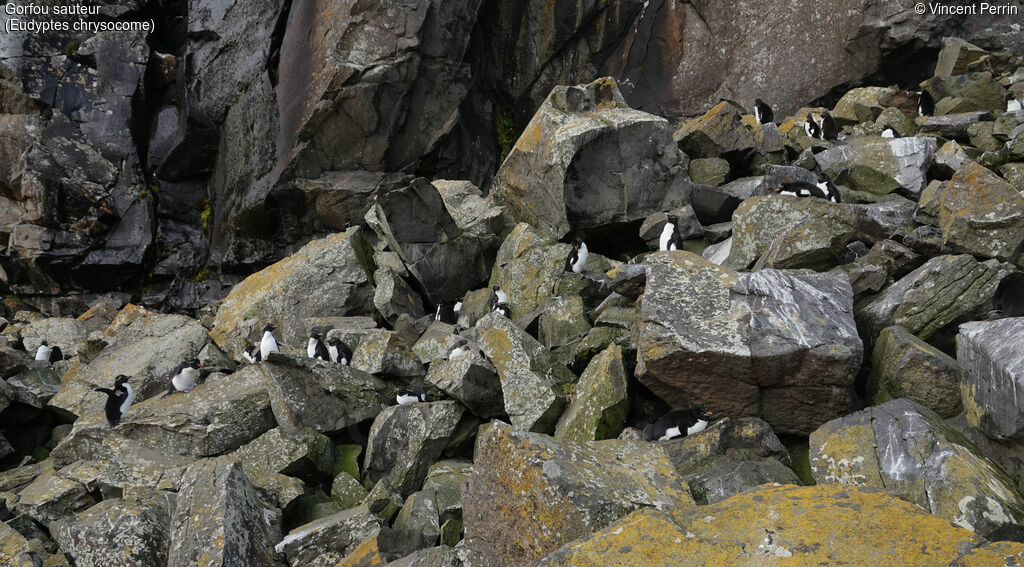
(495, 289, 509, 304)
(35, 345, 50, 361)
(396, 394, 420, 405)
(120, 384, 135, 417)
(686, 419, 709, 436)
(571, 243, 589, 273)
(173, 368, 200, 393)
(328, 344, 339, 363)
(307, 338, 319, 358)
(260, 332, 279, 359)
(659, 224, 677, 251)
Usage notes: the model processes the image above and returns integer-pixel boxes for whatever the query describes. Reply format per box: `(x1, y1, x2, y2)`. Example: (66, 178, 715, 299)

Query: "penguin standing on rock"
(492, 285, 509, 305)
(492, 296, 511, 318)
(307, 330, 330, 361)
(880, 124, 900, 138)
(162, 359, 204, 397)
(1007, 93, 1023, 112)
(241, 344, 261, 364)
(803, 115, 821, 139)
(645, 407, 715, 441)
(259, 324, 280, 360)
(918, 90, 935, 117)
(435, 301, 458, 325)
(564, 237, 589, 274)
(753, 98, 774, 125)
(659, 216, 685, 251)
(815, 173, 842, 203)
(819, 110, 839, 141)
(94, 375, 134, 428)
(34, 341, 63, 364)
(327, 337, 352, 365)
(446, 338, 470, 360)
(396, 384, 427, 405)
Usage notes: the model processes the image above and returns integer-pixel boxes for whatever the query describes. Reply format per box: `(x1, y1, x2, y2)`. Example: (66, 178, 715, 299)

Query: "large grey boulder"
(210, 228, 375, 358)
(636, 252, 861, 435)
(47, 304, 210, 418)
(917, 160, 1024, 262)
(958, 318, 1024, 441)
(274, 505, 381, 567)
(366, 178, 500, 301)
(474, 312, 568, 433)
(372, 268, 426, 324)
(5, 366, 61, 409)
(870, 325, 961, 417)
(813, 137, 936, 196)
(363, 401, 465, 497)
(49, 433, 194, 493)
(463, 422, 694, 567)
(13, 462, 96, 526)
(19, 317, 90, 357)
(858, 254, 1012, 343)
(674, 101, 756, 158)
(490, 77, 689, 239)
(168, 458, 281, 567)
(351, 330, 425, 378)
(810, 398, 1024, 537)
(425, 345, 504, 419)
(258, 354, 392, 434)
(50, 493, 171, 567)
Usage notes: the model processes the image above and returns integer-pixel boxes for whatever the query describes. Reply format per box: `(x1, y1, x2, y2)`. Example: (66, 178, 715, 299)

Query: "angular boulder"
(168, 458, 281, 567)
(463, 422, 694, 567)
(425, 346, 504, 419)
(350, 330, 424, 378)
(259, 353, 391, 434)
(19, 317, 90, 357)
(363, 401, 465, 497)
(636, 252, 861, 435)
(210, 228, 375, 357)
(490, 77, 689, 239)
(870, 325, 962, 417)
(674, 100, 757, 158)
(810, 398, 1024, 537)
(14, 462, 96, 526)
(814, 137, 936, 196)
(554, 344, 628, 442)
(917, 160, 1024, 261)
(50, 494, 171, 567)
(274, 505, 381, 567)
(858, 254, 1012, 342)
(958, 318, 1024, 441)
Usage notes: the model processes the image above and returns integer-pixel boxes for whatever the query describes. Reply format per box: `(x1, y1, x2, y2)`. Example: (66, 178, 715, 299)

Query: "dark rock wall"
(0, 0, 971, 310)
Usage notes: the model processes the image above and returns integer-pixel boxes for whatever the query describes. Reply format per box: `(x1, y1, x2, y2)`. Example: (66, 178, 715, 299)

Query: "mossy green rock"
(923, 72, 1006, 114)
(875, 105, 918, 137)
(674, 101, 756, 158)
(274, 504, 380, 566)
(918, 160, 1024, 261)
(833, 86, 891, 125)
(331, 472, 368, 509)
(231, 426, 334, 487)
(463, 421, 694, 567)
(870, 325, 961, 417)
(554, 344, 628, 442)
(810, 398, 1024, 537)
(688, 157, 730, 185)
(538, 296, 591, 348)
(490, 223, 571, 320)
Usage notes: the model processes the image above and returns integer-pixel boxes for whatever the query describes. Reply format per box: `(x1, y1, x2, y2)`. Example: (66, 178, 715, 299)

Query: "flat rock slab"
(463, 422, 694, 567)
(168, 458, 281, 567)
(50, 494, 171, 567)
(274, 504, 381, 567)
(959, 317, 1024, 441)
(810, 398, 1024, 537)
(636, 251, 861, 435)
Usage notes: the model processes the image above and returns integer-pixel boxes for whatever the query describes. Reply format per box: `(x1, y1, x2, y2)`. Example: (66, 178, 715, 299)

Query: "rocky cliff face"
(4, 3, 1024, 566)
(0, 0, 983, 313)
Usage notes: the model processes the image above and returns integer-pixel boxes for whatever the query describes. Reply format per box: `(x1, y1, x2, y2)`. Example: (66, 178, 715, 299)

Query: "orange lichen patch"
(332, 534, 386, 567)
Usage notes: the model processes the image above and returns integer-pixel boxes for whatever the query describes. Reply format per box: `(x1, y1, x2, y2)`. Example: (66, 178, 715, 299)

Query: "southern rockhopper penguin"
(94, 375, 134, 427)
(645, 407, 715, 441)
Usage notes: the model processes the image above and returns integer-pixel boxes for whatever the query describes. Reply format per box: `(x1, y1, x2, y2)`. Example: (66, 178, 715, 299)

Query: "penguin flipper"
(94, 387, 114, 395)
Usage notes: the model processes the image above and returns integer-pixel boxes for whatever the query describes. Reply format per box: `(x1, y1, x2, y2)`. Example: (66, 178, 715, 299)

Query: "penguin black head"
(114, 374, 131, 387)
(262, 324, 278, 334)
(666, 214, 679, 225)
(185, 359, 203, 370)
(309, 329, 322, 339)
(492, 284, 500, 291)
(327, 337, 342, 346)
(40, 340, 48, 346)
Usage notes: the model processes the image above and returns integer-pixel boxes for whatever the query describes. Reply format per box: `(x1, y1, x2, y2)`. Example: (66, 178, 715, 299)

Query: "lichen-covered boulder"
(363, 401, 465, 498)
(870, 325, 962, 417)
(47, 304, 211, 418)
(832, 87, 891, 124)
(19, 317, 90, 357)
(209, 227, 375, 357)
(674, 100, 757, 158)
(167, 458, 281, 567)
(475, 313, 567, 433)
(810, 398, 1024, 537)
(259, 353, 392, 434)
(543, 484, 999, 566)
(463, 421, 694, 567)
(425, 346, 504, 419)
(49, 435, 194, 492)
(5, 366, 61, 409)
(923, 72, 1006, 114)
(813, 137, 935, 196)
(351, 330, 424, 378)
(0, 519, 50, 567)
(858, 254, 1012, 342)
(50, 493, 170, 567)
(537, 296, 591, 349)
(554, 344, 628, 442)
(659, 416, 797, 504)
(636, 252, 861, 435)
(488, 223, 573, 320)
(54, 364, 274, 459)
(917, 111, 990, 138)
(372, 268, 425, 324)
(958, 318, 1024, 441)
(13, 461, 96, 526)
(274, 505, 381, 567)
(490, 77, 689, 240)
(229, 426, 334, 505)
(917, 160, 1024, 261)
